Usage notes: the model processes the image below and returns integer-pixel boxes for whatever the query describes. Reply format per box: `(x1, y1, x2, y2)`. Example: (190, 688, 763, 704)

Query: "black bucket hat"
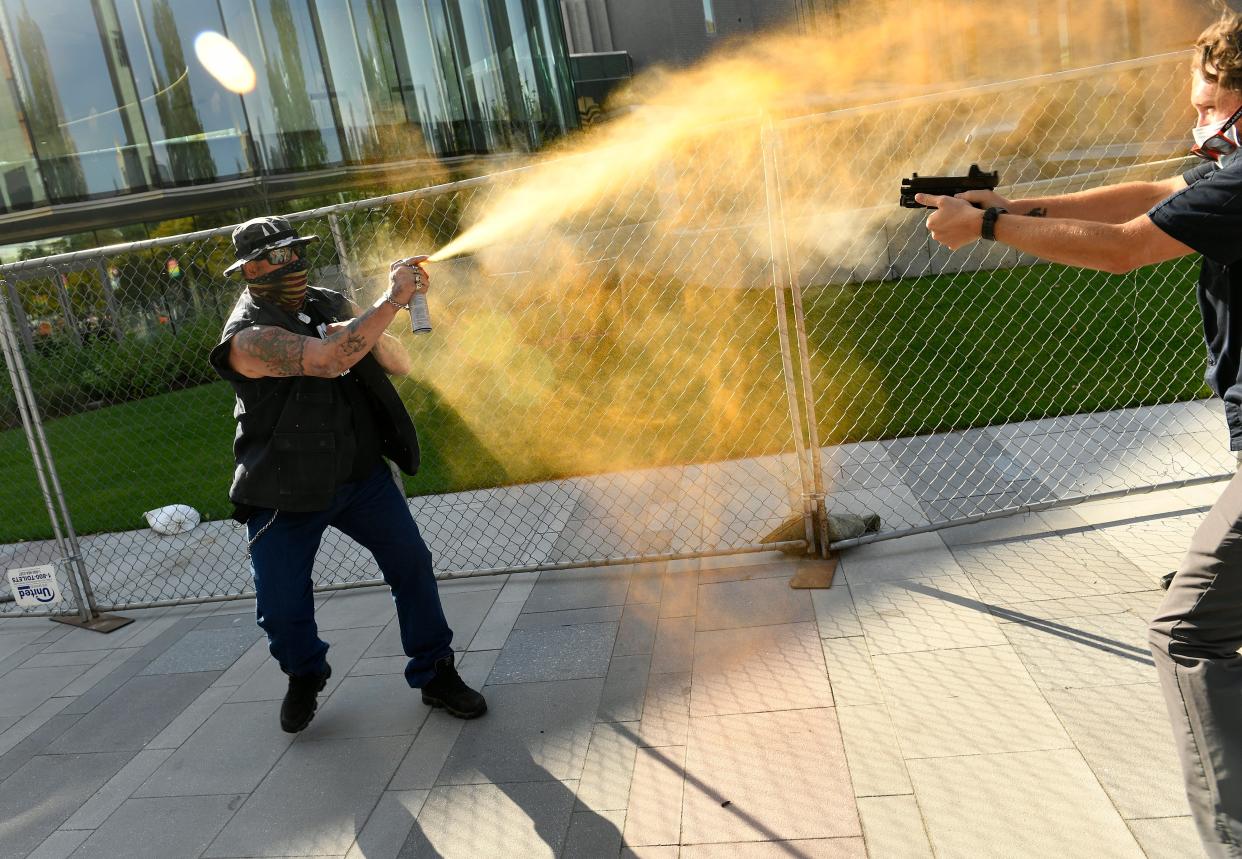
(223, 216, 319, 276)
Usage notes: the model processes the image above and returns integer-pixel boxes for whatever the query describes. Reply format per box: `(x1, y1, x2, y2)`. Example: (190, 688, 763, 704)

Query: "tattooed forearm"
(236, 327, 305, 376)
(1024, 207, 1048, 217)
(331, 307, 378, 357)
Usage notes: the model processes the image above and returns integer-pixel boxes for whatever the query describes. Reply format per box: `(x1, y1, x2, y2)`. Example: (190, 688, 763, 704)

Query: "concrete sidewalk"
(0, 478, 1218, 858)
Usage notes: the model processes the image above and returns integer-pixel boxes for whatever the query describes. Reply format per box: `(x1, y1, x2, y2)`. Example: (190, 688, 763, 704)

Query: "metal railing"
(0, 52, 1230, 617)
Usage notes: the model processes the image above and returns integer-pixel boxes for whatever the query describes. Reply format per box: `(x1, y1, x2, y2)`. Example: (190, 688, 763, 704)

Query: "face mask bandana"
(246, 259, 309, 310)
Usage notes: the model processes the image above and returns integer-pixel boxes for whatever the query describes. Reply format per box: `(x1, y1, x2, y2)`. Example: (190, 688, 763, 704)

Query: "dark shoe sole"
(280, 700, 320, 734)
(280, 666, 331, 733)
(422, 693, 487, 720)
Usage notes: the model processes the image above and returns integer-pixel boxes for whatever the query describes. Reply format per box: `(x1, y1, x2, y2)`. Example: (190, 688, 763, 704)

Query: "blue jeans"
(246, 464, 453, 688)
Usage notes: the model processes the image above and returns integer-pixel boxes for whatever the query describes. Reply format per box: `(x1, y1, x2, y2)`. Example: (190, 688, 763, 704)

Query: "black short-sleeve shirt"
(1148, 155, 1242, 449)
(209, 288, 383, 487)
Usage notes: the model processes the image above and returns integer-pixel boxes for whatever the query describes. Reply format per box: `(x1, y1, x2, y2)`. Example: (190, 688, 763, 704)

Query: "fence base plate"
(788, 553, 837, 589)
(51, 613, 134, 634)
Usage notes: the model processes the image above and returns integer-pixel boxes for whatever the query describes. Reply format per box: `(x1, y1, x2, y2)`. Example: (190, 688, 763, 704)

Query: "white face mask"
(1192, 119, 1233, 147)
(1191, 115, 1242, 165)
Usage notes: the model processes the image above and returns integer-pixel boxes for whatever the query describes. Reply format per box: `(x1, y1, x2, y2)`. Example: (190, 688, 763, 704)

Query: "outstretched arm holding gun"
(905, 165, 1192, 272)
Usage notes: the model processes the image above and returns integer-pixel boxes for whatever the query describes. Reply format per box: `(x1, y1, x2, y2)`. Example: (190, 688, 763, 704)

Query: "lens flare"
(194, 31, 256, 94)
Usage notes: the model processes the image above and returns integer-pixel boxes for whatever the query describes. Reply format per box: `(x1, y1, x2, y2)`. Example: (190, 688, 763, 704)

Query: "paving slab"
(810, 584, 862, 639)
(133, 700, 296, 797)
(839, 532, 957, 584)
(314, 587, 399, 630)
(523, 567, 632, 613)
(0, 751, 133, 857)
(1126, 816, 1209, 859)
(1000, 610, 1155, 690)
(47, 671, 220, 753)
(0, 697, 72, 760)
(576, 720, 641, 812)
(364, 587, 496, 658)
(847, 574, 1008, 655)
(643, 599, 694, 670)
(819, 636, 884, 707)
(638, 671, 691, 747)
(1043, 682, 1189, 819)
(695, 576, 813, 631)
(204, 735, 412, 857)
(435, 677, 603, 785)
(680, 708, 860, 844)
(855, 795, 932, 858)
(345, 789, 429, 859)
(598, 653, 651, 723)
(835, 704, 912, 797)
(872, 645, 1071, 759)
(908, 749, 1146, 858)
(139, 625, 263, 675)
(468, 599, 525, 651)
(299, 673, 431, 740)
(0, 665, 88, 718)
(62, 747, 174, 829)
(402, 780, 580, 858)
(26, 829, 91, 859)
(950, 530, 1155, 606)
(623, 744, 686, 847)
(230, 625, 381, 703)
(487, 622, 618, 684)
(69, 794, 244, 859)
(691, 623, 832, 717)
(614, 602, 660, 657)
(563, 807, 626, 858)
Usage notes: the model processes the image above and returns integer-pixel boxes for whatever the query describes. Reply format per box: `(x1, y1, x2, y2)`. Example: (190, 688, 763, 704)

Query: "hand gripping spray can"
(392, 257, 432, 335)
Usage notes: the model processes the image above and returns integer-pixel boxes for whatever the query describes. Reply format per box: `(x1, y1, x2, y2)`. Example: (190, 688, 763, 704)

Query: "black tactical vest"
(209, 287, 420, 515)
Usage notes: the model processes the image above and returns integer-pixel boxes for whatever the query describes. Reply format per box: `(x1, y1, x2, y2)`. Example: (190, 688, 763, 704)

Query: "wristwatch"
(981, 206, 1007, 241)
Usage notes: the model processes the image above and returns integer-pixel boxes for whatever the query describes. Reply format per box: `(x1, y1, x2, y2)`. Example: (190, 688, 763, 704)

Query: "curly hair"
(1195, 14, 1242, 92)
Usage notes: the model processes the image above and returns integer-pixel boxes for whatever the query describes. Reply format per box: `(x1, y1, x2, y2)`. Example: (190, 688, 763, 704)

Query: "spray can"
(409, 291, 432, 335)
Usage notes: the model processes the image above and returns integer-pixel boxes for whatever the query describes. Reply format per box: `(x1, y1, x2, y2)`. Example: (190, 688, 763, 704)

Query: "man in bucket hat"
(209, 215, 486, 732)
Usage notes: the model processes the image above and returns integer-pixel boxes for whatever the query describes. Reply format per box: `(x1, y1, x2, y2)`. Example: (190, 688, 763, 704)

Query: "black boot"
(280, 663, 331, 733)
(421, 655, 487, 719)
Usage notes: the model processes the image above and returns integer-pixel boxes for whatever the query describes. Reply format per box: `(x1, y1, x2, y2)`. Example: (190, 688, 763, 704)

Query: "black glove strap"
(981, 206, 1007, 241)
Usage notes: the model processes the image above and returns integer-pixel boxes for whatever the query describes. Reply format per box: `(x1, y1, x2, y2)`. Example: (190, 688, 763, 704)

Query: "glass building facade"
(0, 0, 576, 215)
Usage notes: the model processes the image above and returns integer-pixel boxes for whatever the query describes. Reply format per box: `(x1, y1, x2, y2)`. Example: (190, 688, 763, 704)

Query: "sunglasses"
(261, 246, 298, 265)
(1192, 103, 1242, 162)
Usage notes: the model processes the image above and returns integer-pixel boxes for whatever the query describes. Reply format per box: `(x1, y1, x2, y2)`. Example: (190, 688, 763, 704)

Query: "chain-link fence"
(773, 50, 1230, 543)
(0, 51, 1230, 616)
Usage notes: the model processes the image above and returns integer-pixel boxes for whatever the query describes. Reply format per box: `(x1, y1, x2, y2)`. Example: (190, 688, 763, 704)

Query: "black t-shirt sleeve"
(209, 319, 253, 384)
(1183, 160, 1216, 185)
(1150, 161, 1242, 266)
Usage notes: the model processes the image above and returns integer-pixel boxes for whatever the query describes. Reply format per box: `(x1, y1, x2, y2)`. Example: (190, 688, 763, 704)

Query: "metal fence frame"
(0, 51, 1232, 618)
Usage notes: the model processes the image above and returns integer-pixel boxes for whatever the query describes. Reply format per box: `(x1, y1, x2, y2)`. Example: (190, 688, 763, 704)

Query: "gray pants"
(1150, 469, 1242, 857)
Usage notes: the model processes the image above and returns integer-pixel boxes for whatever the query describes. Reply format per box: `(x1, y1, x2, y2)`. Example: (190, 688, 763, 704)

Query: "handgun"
(899, 164, 999, 208)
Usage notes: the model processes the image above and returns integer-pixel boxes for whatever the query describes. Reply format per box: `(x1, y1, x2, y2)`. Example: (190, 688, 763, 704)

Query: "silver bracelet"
(382, 292, 408, 311)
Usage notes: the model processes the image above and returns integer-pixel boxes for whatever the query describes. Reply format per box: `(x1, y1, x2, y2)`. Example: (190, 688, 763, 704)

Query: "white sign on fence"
(7, 565, 62, 607)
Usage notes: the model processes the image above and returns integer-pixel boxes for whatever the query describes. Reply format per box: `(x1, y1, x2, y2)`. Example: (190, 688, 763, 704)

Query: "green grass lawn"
(1, 257, 1209, 543)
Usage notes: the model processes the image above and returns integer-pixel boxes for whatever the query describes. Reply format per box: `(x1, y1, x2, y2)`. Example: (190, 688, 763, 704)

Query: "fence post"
(328, 213, 358, 303)
(4, 279, 34, 353)
(0, 283, 90, 622)
(0, 282, 130, 632)
(761, 120, 820, 555)
(762, 122, 831, 556)
(50, 265, 83, 348)
(96, 258, 125, 343)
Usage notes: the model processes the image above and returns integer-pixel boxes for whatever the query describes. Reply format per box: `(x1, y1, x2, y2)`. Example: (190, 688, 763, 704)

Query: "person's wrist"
(980, 206, 1006, 240)
(382, 288, 410, 310)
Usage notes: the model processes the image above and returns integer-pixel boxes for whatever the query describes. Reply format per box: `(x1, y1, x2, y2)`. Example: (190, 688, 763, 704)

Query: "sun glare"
(194, 31, 256, 95)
